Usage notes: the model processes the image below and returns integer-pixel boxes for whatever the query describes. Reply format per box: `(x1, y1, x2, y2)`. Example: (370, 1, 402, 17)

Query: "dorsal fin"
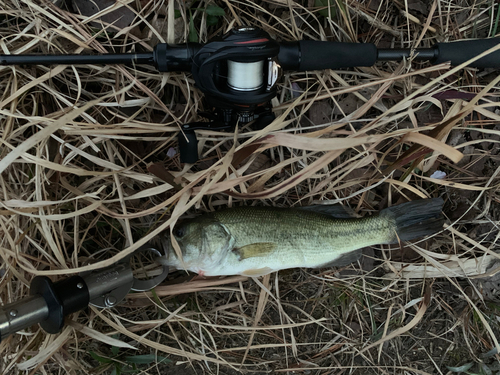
(298, 204, 359, 219)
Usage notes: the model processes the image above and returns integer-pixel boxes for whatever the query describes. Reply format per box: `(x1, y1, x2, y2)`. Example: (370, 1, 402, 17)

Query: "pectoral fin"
(241, 267, 273, 276)
(233, 242, 276, 261)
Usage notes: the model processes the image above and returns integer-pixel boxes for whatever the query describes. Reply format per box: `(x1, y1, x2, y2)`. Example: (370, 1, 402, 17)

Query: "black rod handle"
(433, 38, 500, 68)
(279, 38, 500, 71)
(279, 40, 377, 71)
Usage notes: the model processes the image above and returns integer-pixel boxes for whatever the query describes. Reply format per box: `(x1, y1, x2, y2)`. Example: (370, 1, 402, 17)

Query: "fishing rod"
(1, 27, 499, 163)
(0, 245, 168, 342)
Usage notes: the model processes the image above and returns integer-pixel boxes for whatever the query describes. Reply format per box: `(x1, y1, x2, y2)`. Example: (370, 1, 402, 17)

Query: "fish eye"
(174, 226, 185, 238)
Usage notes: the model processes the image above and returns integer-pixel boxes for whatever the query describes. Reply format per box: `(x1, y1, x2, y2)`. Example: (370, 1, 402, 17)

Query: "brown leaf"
(71, 0, 136, 29)
(386, 75, 500, 179)
(332, 95, 364, 116)
(307, 101, 333, 125)
(147, 163, 182, 191)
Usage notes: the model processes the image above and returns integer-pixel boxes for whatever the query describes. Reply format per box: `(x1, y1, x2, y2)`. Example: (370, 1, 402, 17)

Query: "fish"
(158, 198, 444, 277)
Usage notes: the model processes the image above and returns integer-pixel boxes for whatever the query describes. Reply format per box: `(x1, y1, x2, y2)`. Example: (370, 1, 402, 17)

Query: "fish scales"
(160, 198, 444, 276)
(213, 207, 393, 267)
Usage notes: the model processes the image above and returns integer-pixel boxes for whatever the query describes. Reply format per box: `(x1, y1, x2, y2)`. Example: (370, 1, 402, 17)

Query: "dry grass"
(1, 0, 500, 374)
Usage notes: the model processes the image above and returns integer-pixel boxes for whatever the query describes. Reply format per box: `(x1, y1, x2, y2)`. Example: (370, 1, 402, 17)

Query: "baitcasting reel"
(2, 26, 500, 162)
(174, 27, 283, 163)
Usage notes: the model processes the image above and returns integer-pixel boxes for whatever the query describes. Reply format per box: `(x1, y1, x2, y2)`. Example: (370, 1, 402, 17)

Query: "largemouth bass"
(159, 198, 444, 276)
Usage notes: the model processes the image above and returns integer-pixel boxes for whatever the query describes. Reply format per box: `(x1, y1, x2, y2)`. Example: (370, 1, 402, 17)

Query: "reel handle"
(178, 129, 199, 164)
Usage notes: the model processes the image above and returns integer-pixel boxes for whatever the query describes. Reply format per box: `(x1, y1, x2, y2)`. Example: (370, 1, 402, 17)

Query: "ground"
(0, 0, 499, 374)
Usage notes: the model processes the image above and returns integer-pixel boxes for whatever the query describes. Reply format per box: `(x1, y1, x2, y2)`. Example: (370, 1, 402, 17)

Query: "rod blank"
(0, 53, 154, 66)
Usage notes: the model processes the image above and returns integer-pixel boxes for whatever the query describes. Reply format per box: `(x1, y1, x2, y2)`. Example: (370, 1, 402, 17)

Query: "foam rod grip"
(298, 40, 377, 71)
(433, 38, 500, 68)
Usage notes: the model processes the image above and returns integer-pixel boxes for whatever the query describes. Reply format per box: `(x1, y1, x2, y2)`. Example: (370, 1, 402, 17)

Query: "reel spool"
(227, 60, 265, 91)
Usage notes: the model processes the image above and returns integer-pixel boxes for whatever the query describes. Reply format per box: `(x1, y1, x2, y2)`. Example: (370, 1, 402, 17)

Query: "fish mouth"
(157, 235, 188, 270)
(158, 234, 172, 261)
(155, 235, 183, 270)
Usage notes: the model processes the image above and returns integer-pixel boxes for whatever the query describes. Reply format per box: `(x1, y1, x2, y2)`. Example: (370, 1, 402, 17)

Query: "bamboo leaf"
(189, 12, 198, 43)
(124, 354, 172, 364)
(315, 0, 336, 17)
(90, 351, 115, 364)
(205, 5, 225, 16)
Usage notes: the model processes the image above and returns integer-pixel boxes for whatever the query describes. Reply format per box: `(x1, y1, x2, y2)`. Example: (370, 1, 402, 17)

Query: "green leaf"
(189, 12, 198, 43)
(480, 363, 493, 375)
(90, 351, 114, 364)
(207, 15, 219, 26)
(481, 346, 498, 358)
(315, 0, 336, 18)
(111, 335, 121, 356)
(124, 354, 172, 365)
(121, 366, 139, 374)
(96, 221, 109, 228)
(205, 5, 225, 16)
(492, 6, 500, 37)
(447, 363, 474, 373)
(174, 9, 181, 18)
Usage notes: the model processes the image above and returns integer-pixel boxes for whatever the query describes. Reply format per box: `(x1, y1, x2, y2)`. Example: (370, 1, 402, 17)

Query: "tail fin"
(380, 198, 444, 243)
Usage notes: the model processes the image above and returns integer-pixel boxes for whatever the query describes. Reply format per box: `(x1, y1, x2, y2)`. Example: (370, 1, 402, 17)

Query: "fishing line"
(227, 60, 265, 91)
